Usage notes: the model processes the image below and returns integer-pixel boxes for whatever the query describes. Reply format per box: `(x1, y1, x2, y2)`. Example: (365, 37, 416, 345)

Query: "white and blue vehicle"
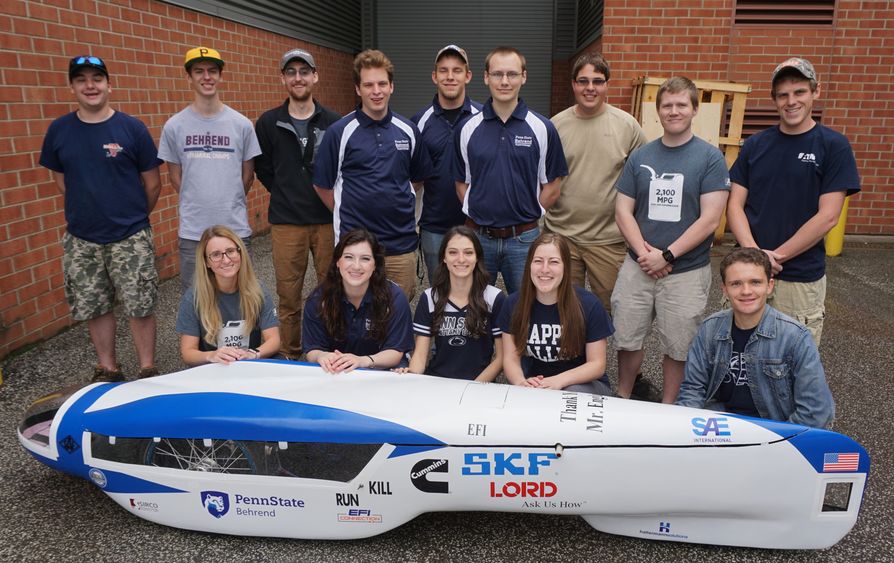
(18, 361, 869, 549)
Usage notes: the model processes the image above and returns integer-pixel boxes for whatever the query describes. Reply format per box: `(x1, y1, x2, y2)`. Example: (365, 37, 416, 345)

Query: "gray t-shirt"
(175, 284, 278, 351)
(615, 135, 729, 273)
(159, 105, 262, 240)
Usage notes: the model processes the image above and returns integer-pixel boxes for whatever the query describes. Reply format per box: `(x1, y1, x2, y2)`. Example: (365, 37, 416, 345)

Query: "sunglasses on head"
(70, 56, 105, 66)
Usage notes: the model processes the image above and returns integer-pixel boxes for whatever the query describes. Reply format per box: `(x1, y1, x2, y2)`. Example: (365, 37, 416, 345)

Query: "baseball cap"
(69, 55, 109, 81)
(772, 57, 817, 83)
(280, 48, 316, 71)
(435, 44, 469, 65)
(184, 47, 225, 71)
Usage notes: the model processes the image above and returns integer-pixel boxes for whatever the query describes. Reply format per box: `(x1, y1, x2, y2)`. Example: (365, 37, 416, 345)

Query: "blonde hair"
(193, 225, 264, 348)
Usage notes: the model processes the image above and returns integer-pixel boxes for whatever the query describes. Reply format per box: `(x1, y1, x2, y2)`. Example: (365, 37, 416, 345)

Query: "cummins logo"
(410, 458, 449, 494)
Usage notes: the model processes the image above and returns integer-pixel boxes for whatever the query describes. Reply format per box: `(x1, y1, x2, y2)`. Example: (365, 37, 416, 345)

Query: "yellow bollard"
(825, 196, 850, 257)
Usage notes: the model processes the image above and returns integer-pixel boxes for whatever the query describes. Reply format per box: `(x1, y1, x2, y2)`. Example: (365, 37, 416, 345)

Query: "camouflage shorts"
(62, 228, 159, 321)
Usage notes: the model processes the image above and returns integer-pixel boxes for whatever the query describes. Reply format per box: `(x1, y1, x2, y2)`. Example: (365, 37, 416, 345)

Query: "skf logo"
(462, 452, 557, 475)
(798, 152, 817, 164)
(490, 481, 557, 498)
(103, 143, 123, 157)
(200, 490, 230, 518)
(691, 417, 731, 437)
(410, 459, 448, 493)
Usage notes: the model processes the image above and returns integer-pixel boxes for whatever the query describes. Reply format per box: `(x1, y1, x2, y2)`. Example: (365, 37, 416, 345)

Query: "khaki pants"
(385, 251, 418, 301)
(567, 240, 627, 313)
(271, 223, 334, 358)
(770, 276, 826, 347)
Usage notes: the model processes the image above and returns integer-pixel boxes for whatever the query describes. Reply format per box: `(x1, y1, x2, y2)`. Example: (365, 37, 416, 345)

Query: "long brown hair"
(193, 225, 264, 348)
(508, 232, 585, 359)
(430, 226, 490, 338)
(316, 228, 392, 343)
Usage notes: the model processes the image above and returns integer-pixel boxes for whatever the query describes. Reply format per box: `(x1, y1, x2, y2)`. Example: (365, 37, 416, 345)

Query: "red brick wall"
(0, 0, 356, 358)
(593, 0, 894, 236)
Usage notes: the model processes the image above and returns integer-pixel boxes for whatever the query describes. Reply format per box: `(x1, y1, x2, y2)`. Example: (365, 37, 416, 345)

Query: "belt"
(465, 218, 538, 239)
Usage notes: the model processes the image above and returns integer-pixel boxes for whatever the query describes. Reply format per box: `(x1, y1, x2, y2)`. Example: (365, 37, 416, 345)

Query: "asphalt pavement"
(1, 234, 891, 562)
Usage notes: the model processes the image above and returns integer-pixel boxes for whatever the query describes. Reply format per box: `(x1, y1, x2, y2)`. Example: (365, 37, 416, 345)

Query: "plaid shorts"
(62, 228, 158, 321)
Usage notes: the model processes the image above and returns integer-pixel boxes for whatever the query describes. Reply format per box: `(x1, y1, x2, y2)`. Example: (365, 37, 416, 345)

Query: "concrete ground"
(1, 234, 891, 562)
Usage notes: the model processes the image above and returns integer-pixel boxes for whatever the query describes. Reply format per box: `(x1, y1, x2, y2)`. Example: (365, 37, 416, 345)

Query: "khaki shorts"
(62, 228, 158, 321)
(611, 256, 711, 361)
(769, 276, 826, 347)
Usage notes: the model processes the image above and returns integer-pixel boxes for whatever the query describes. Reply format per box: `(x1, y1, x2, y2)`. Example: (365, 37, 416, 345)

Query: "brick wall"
(0, 0, 357, 358)
(587, 0, 894, 236)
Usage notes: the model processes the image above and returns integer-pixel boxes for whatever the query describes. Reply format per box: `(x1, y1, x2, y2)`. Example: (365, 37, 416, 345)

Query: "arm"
(51, 171, 66, 194)
(255, 326, 281, 359)
(727, 182, 784, 274)
(616, 192, 671, 278)
(676, 325, 712, 408)
(500, 333, 528, 386)
(180, 334, 252, 366)
(475, 339, 503, 382)
(456, 181, 469, 204)
(401, 335, 431, 374)
(314, 186, 334, 211)
(241, 159, 255, 195)
(775, 191, 847, 264)
(141, 167, 162, 212)
(538, 177, 563, 210)
(167, 162, 182, 193)
(254, 121, 274, 191)
(788, 332, 835, 428)
(638, 190, 729, 275)
(538, 339, 607, 390)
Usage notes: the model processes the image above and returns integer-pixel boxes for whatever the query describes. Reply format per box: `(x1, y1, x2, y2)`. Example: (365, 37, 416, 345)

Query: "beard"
(289, 89, 312, 103)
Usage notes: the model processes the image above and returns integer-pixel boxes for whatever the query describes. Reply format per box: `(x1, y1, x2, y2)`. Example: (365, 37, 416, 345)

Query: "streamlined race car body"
(18, 361, 868, 549)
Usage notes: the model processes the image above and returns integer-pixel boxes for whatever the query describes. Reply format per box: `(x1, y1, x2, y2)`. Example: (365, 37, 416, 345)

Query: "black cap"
(69, 55, 109, 81)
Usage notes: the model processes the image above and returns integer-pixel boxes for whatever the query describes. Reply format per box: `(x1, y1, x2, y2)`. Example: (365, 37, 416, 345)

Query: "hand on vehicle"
(207, 346, 250, 365)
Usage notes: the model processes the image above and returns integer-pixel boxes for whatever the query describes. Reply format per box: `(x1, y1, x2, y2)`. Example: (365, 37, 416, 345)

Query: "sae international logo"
(201, 490, 230, 518)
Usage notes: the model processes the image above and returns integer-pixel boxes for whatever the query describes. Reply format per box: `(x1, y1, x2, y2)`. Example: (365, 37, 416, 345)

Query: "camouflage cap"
(772, 57, 817, 83)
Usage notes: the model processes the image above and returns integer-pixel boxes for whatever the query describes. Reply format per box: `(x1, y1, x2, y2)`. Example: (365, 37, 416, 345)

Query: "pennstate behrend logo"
(103, 143, 123, 157)
(201, 491, 230, 518)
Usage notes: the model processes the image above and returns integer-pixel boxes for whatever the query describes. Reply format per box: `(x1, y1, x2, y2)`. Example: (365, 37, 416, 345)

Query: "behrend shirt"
(413, 285, 505, 379)
(302, 281, 414, 357)
(615, 135, 730, 274)
(454, 98, 568, 228)
(158, 105, 262, 240)
(175, 284, 278, 351)
(412, 96, 482, 234)
(313, 107, 431, 256)
(729, 124, 860, 282)
(497, 287, 614, 377)
(40, 111, 162, 244)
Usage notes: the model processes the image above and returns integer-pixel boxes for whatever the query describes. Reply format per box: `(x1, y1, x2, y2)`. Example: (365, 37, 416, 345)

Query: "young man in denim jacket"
(676, 248, 834, 428)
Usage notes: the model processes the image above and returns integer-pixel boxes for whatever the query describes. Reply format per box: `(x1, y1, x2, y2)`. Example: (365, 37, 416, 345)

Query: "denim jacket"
(676, 305, 834, 429)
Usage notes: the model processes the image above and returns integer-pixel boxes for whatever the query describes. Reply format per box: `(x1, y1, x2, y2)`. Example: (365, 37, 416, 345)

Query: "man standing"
(455, 47, 567, 295)
(727, 58, 860, 347)
(612, 77, 730, 403)
(545, 52, 646, 310)
(40, 56, 162, 381)
(411, 45, 482, 280)
(314, 49, 430, 299)
(159, 47, 262, 292)
(255, 48, 342, 359)
(677, 248, 835, 429)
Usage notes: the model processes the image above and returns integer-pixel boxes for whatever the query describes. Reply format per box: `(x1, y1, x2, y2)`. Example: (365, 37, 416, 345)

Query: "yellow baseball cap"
(184, 47, 224, 71)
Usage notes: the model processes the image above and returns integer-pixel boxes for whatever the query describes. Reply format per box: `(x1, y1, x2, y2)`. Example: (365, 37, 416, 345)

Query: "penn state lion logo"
(200, 490, 230, 518)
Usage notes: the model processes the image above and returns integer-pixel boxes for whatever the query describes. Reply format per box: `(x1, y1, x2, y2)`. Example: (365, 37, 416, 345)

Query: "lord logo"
(201, 490, 230, 518)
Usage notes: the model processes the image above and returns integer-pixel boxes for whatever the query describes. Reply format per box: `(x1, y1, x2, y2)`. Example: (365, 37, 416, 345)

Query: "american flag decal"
(823, 453, 859, 472)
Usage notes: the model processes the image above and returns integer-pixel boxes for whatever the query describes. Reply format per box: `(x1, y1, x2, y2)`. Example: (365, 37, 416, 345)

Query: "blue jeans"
(478, 226, 540, 295)
(419, 229, 445, 283)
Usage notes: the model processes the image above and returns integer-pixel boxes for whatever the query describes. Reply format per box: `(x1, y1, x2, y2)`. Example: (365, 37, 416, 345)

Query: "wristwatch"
(662, 248, 676, 264)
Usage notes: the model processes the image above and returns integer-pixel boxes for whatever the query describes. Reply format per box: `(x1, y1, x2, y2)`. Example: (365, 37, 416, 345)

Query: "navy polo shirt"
(302, 282, 414, 357)
(454, 98, 568, 228)
(412, 96, 482, 234)
(313, 107, 431, 255)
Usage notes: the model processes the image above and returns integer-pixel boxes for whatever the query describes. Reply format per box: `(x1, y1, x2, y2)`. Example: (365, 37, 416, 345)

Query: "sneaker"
(630, 373, 661, 402)
(137, 367, 159, 379)
(91, 365, 124, 383)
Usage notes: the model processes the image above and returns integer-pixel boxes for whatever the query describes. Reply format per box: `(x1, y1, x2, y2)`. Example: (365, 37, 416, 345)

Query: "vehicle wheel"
(143, 438, 257, 474)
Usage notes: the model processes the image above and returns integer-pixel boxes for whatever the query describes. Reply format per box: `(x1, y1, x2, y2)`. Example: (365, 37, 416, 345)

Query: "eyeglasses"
(488, 71, 523, 81)
(207, 247, 241, 263)
(71, 56, 105, 66)
(284, 67, 314, 78)
(574, 78, 607, 87)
